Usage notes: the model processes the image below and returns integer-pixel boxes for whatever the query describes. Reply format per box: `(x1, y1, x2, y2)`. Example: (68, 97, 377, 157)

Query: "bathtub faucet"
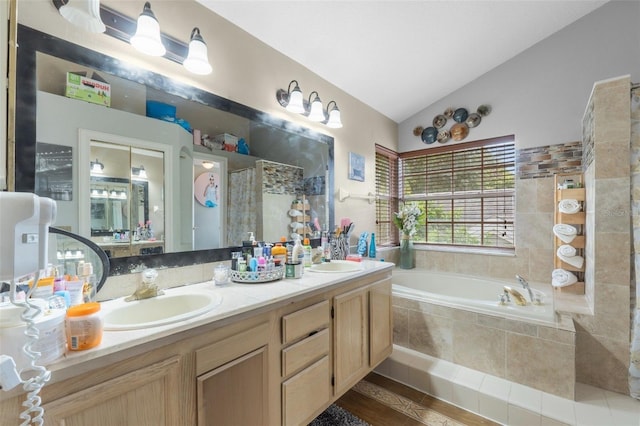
(515, 274, 540, 305)
(502, 286, 527, 306)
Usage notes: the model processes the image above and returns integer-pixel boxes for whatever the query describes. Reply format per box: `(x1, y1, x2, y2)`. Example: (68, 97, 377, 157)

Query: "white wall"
(399, 1, 640, 151)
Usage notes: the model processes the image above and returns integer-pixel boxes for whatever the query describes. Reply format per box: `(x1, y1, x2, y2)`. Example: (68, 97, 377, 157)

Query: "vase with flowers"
(393, 203, 421, 269)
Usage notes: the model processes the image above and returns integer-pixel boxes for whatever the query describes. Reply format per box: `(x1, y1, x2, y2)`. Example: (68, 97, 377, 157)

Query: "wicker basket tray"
(230, 266, 284, 283)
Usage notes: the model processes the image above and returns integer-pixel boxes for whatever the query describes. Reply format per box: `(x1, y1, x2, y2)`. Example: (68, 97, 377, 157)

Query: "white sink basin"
(308, 260, 364, 273)
(102, 292, 222, 330)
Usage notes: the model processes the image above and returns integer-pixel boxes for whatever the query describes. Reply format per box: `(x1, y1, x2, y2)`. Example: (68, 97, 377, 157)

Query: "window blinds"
(400, 136, 515, 248)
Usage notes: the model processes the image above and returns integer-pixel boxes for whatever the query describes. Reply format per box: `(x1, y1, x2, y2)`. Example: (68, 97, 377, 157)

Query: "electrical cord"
(8, 270, 51, 426)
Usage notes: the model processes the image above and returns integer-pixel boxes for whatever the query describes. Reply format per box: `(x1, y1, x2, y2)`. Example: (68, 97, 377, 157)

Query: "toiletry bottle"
(293, 236, 304, 274)
(303, 238, 312, 268)
(272, 242, 286, 266)
(238, 257, 247, 272)
(369, 233, 376, 258)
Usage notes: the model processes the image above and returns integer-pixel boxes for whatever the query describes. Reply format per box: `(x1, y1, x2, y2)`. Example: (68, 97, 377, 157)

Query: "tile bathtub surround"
(377, 345, 640, 426)
(392, 294, 576, 399)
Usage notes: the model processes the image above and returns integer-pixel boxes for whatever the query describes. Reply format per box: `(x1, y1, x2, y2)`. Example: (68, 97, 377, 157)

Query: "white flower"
(393, 203, 421, 238)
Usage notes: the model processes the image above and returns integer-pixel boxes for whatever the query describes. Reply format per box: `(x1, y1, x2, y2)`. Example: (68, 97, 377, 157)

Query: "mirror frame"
(15, 25, 335, 275)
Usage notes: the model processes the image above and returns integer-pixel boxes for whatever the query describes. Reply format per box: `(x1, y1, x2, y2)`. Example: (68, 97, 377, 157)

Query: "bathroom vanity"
(0, 261, 393, 425)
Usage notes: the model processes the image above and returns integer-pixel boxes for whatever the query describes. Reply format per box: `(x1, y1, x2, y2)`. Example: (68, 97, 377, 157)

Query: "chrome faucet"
(502, 286, 527, 306)
(125, 268, 163, 301)
(515, 274, 537, 304)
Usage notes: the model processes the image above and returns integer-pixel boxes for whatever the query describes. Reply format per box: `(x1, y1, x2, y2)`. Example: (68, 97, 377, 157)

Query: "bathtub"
(392, 268, 555, 324)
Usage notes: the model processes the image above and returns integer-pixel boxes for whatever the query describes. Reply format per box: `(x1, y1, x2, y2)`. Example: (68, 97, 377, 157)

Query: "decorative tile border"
(516, 141, 583, 179)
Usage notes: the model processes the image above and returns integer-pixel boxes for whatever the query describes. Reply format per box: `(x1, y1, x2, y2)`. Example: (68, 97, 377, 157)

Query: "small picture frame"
(348, 152, 365, 182)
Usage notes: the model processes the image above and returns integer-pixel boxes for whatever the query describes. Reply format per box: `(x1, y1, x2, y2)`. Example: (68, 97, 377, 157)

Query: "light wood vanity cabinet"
(280, 300, 332, 426)
(333, 277, 393, 395)
(0, 268, 393, 426)
(196, 322, 271, 426)
(43, 356, 183, 425)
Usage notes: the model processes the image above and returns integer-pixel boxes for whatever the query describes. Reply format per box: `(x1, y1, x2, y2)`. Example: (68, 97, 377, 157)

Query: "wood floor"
(335, 373, 500, 426)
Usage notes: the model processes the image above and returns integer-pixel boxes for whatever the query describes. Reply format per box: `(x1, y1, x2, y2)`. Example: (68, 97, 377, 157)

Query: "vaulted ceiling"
(197, 0, 608, 123)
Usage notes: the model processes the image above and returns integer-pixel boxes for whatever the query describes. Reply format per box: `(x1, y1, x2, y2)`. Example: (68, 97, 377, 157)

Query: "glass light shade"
(183, 28, 212, 75)
(202, 161, 214, 169)
(58, 0, 106, 33)
(90, 159, 104, 173)
(130, 3, 166, 57)
(132, 166, 148, 180)
(326, 106, 343, 128)
(307, 94, 325, 122)
(286, 86, 305, 114)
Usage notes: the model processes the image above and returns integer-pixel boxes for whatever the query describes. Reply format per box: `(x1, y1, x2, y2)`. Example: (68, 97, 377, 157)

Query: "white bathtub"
(392, 269, 555, 324)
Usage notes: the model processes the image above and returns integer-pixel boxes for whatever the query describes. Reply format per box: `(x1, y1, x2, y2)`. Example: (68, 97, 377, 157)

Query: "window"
(401, 135, 515, 249)
(375, 145, 399, 246)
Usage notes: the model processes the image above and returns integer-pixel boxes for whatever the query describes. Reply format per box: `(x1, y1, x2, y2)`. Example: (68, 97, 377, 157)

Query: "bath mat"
(308, 404, 371, 426)
(352, 380, 465, 426)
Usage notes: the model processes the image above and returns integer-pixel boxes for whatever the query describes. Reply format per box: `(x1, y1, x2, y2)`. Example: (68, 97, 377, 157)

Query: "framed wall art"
(348, 152, 365, 182)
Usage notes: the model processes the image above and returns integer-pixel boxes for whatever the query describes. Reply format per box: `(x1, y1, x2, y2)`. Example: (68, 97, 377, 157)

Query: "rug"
(309, 403, 371, 426)
(352, 380, 465, 426)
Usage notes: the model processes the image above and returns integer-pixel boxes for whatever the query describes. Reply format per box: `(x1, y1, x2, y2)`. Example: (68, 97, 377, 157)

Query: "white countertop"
(48, 260, 393, 375)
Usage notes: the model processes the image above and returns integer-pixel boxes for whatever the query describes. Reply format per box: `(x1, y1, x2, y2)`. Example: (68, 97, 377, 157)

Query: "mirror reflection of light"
(131, 165, 148, 180)
(90, 158, 104, 174)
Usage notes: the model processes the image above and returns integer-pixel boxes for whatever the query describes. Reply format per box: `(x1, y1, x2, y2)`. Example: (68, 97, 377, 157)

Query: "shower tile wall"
(577, 76, 631, 394)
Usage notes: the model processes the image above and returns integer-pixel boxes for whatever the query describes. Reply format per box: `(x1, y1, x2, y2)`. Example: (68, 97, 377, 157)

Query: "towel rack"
(337, 187, 376, 204)
(553, 173, 585, 294)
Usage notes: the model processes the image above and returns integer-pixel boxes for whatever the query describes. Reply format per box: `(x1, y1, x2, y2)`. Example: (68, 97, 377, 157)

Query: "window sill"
(411, 244, 515, 257)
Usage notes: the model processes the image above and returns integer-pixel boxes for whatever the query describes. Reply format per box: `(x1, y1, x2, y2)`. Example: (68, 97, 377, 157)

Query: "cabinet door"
(333, 286, 368, 395)
(197, 346, 268, 426)
(43, 356, 181, 426)
(369, 278, 393, 367)
(282, 355, 331, 426)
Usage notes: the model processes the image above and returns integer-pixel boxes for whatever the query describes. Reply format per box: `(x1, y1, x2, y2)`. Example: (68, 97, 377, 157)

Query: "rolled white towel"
(558, 253, 584, 269)
(553, 224, 577, 243)
(551, 268, 578, 287)
(557, 244, 576, 257)
(558, 199, 581, 214)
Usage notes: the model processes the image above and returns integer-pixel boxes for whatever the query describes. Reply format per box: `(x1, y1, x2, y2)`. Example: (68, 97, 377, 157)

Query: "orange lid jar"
(65, 302, 103, 351)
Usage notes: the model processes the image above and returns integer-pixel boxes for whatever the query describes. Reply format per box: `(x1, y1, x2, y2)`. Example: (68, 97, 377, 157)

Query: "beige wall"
(15, 0, 398, 235)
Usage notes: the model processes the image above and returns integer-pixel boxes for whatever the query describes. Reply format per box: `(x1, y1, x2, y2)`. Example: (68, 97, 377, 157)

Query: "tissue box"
(65, 72, 111, 107)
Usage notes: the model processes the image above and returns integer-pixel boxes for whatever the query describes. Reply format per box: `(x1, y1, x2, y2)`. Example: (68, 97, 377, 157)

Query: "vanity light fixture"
(306, 91, 325, 122)
(130, 2, 166, 57)
(53, 0, 106, 33)
(325, 101, 343, 128)
(276, 81, 343, 128)
(276, 80, 305, 114)
(183, 28, 212, 75)
(201, 161, 214, 169)
(90, 158, 104, 174)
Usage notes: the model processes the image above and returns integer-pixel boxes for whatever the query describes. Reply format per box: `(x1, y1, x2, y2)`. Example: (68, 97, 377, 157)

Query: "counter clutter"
(1, 259, 394, 426)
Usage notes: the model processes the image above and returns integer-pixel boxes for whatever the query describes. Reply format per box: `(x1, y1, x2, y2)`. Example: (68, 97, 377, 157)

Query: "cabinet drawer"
(282, 328, 329, 377)
(282, 355, 331, 426)
(281, 300, 329, 344)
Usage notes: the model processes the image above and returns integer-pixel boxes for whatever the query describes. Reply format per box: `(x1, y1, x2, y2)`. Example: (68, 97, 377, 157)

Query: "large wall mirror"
(15, 25, 334, 273)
